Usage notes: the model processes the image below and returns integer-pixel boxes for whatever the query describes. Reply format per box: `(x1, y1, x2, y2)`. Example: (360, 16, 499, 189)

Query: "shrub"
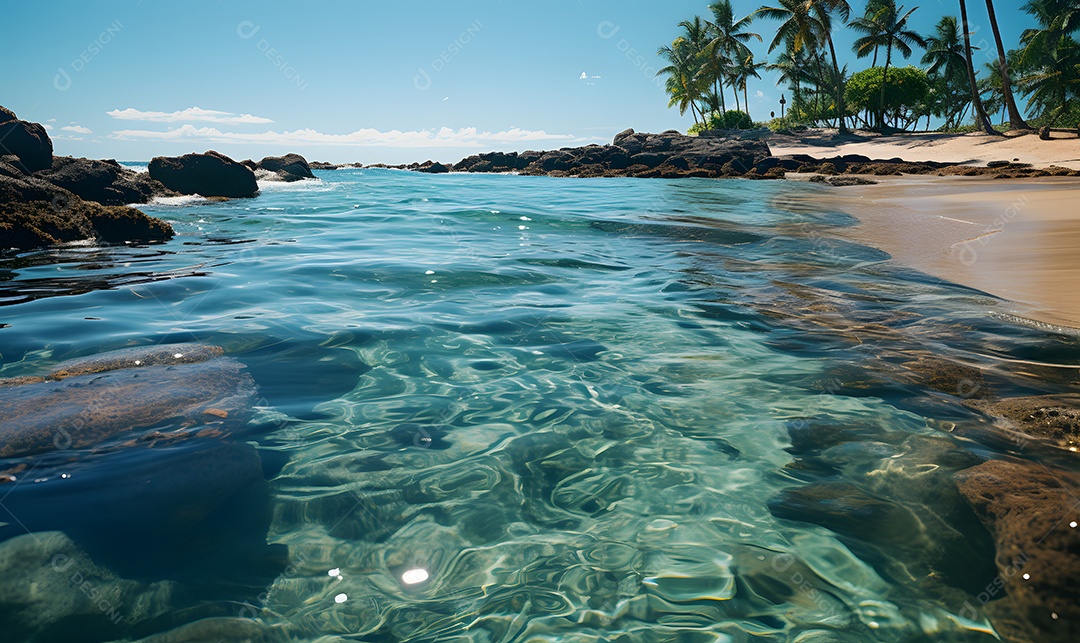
(687, 110, 754, 135)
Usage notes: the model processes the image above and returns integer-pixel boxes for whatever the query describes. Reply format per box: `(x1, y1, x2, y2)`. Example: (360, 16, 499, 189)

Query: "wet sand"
(799, 176, 1080, 328)
(771, 130, 1080, 170)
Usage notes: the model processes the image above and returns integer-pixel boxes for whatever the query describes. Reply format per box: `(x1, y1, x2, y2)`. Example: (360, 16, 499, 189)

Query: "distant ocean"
(0, 168, 1067, 641)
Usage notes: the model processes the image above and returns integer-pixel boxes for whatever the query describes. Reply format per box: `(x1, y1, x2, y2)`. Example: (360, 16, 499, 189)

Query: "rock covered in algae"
(955, 459, 1080, 642)
(0, 531, 178, 642)
(0, 343, 257, 458)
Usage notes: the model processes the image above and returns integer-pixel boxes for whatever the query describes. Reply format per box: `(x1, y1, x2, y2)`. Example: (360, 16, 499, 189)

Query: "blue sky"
(3, 1, 1036, 164)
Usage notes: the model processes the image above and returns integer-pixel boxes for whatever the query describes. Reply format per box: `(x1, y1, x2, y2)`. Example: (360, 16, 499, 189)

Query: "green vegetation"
(688, 110, 755, 134)
(845, 66, 930, 130)
(656, 0, 1080, 134)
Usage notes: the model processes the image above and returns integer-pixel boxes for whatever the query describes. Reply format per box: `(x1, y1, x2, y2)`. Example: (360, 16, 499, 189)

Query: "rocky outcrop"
(955, 459, 1080, 642)
(444, 129, 772, 179)
(148, 150, 258, 198)
(34, 156, 169, 205)
(1, 156, 173, 251)
(416, 161, 449, 174)
(256, 153, 314, 182)
(418, 128, 1080, 181)
(1, 180, 173, 251)
(0, 107, 53, 172)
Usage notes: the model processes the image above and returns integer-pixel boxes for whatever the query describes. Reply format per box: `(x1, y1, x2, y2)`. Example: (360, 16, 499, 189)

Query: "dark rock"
(607, 151, 630, 170)
(309, 161, 340, 170)
(0, 116, 53, 172)
(257, 153, 315, 182)
(0, 198, 173, 251)
(770, 482, 923, 546)
(613, 128, 636, 145)
(0, 155, 29, 178)
(539, 151, 573, 172)
(809, 175, 878, 187)
(629, 152, 669, 168)
(965, 395, 1080, 450)
(453, 155, 482, 171)
(35, 156, 167, 205)
(956, 460, 1080, 641)
(661, 156, 690, 171)
(416, 162, 449, 174)
(0, 106, 16, 124)
(240, 159, 259, 171)
(148, 150, 258, 198)
(1040, 126, 1052, 141)
(901, 357, 988, 398)
(987, 160, 1010, 168)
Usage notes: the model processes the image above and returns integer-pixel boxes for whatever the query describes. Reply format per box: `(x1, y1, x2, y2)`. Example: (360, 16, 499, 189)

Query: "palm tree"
(657, 38, 705, 124)
(850, 0, 927, 129)
(808, 0, 852, 130)
(959, 0, 998, 133)
(983, 0, 1033, 129)
(1017, 0, 1080, 125)
(768, 46, 812, 116)
(1018, 40, 1080, 125)
(677, 16, 712, 117)
(756, 0, 851, 130)
(706, 1, 761, 113)
(733, 53, 767, 120)
(922, 16, 971, 128)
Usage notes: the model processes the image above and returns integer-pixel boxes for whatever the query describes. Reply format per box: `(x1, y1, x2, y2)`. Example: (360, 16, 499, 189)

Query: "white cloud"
(106, 107, 274, 124)
(754, 91, 765, 99)
(107, 124, 577, 148)
(42, 123, 54, 131)
(61, 125, 92, 134)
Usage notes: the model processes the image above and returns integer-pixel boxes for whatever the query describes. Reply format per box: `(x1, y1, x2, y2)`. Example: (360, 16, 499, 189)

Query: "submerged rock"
(148, 151, 258, 198)
(0, 531, 178, 642)
(0, 344, 254, 457)
(0, 344, 286, 638)
(955, 459, 1080, 641)
(965, 395, 1080, 450)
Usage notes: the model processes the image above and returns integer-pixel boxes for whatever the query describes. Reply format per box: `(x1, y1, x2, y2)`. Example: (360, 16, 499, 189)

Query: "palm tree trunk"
(878, 47, 892, 130)
(959, 0, 998, 135)
(744, 85, 751, 121)
(824, 35, 849, 133)
(715, 79, 726, 114)
(984, 0, 1032, 130)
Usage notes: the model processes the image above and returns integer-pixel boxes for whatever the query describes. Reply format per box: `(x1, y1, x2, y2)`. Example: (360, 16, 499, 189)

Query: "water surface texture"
(2, 169, 1076, 642)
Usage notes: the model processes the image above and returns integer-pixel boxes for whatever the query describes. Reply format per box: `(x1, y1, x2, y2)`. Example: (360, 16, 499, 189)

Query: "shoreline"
(800, 174, 1080, 328)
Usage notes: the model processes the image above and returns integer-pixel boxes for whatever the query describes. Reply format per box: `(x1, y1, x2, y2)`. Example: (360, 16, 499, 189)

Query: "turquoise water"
(1, 169, 1075, 642)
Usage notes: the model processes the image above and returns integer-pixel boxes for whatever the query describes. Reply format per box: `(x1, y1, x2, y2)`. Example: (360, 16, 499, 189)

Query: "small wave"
(148, 195, 210, 206)
(119, 162, 149, 174)
(255, 178, 333, 193)
(991, 312, 1080, 338)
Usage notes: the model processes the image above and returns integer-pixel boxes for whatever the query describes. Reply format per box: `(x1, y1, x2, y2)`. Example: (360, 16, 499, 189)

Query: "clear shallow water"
(1, 169, 1077, 642)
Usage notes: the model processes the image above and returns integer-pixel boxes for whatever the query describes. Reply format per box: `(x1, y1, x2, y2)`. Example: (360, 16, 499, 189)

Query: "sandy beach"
(801, 175, 1080, 328)
(771, 130, 1080, 170)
